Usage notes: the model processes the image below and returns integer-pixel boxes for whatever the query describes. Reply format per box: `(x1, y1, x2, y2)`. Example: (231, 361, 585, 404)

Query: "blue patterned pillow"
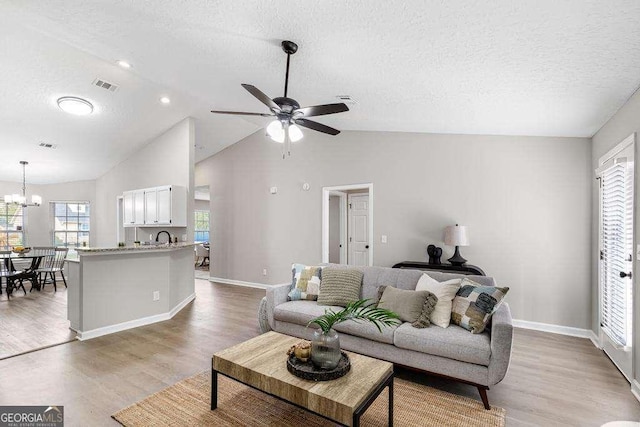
(287, 263, 323, 301)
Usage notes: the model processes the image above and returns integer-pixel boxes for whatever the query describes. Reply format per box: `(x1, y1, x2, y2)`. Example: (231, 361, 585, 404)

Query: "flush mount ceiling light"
(116, 60, 132, 69)
(57, 96, 94, 115)
(160, 96, 171, 104)
(4, 161, 42, 207)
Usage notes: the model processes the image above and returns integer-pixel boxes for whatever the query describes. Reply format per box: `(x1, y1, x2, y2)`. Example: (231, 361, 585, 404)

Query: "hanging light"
(288, 124, 303, 142)
(266, 120, 285, 143)
(3, 161, 41, 207)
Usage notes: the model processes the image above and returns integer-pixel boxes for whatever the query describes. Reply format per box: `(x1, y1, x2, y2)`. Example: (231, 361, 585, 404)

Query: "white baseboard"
(209, 277, 276, 290)
(77, 293, 196, 341)
(588, 330, 602, 349)
(513, 319, 595, 340)
(170, 293, 196, 317)
(632, 380, 640, 404)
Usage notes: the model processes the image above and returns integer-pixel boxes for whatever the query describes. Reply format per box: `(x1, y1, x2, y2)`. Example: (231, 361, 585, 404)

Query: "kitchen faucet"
(156, 230, 172, 244)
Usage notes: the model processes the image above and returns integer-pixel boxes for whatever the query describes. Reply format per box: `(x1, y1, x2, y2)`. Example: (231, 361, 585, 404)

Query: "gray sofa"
(265, 264, 513, 409)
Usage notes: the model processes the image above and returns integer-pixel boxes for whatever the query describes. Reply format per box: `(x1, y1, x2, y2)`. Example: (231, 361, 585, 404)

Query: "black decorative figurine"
(427, 244, 443, 265)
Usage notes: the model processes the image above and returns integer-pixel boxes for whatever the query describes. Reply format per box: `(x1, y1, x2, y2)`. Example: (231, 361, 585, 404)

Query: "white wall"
(94, 118, 195, 247)
(195, 129, 592, 329)
(0, 179, 96, 246)
(591, 87, 640, 385)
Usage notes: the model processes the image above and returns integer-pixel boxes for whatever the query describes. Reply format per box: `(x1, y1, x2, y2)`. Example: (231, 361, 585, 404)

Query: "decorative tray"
(286, 351, 350, 381)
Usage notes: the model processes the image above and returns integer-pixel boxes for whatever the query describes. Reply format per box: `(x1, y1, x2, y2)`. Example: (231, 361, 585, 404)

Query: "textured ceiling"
(1, 1, 640, 183)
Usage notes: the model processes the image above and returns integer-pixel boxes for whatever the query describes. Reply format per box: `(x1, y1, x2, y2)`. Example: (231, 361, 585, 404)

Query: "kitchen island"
(66, 243, 195, 340)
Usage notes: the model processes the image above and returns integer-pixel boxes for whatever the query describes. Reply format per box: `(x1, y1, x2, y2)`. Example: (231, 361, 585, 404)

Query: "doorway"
(322, 183, 373, 266)
(597, 133, 635, 381)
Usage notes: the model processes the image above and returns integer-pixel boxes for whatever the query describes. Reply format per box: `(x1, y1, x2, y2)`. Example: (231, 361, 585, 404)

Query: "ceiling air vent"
(93, 78, 119, 92)
(38, 142, 57, 149)
(336, 95, 356, 104)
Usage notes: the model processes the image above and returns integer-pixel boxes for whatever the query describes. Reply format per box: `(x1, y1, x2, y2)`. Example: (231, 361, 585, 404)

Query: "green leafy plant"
(308, 299, 401, 334)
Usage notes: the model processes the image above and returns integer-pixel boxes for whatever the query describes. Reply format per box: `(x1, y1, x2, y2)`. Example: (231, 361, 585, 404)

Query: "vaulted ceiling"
(1, 1, 640, 183)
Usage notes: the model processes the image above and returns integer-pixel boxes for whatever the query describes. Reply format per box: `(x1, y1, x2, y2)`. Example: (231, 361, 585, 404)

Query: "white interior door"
(598, 139, 634, 381)
(348, 194, 369, 266)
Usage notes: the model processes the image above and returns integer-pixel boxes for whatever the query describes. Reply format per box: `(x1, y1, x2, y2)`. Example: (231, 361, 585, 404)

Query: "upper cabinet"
(123, 190, 145, 226)
(123, 185, 187, 227)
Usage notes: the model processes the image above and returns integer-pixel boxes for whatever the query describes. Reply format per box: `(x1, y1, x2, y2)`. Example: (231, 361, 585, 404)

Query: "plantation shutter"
(599, 160, 633, 347)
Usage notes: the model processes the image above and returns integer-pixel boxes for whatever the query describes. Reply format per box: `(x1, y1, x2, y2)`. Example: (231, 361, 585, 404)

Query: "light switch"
(270, 186, 278, 194)
(381, 235, 387, 244)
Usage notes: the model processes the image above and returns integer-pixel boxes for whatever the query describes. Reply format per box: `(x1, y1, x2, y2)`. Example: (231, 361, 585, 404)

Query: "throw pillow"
(317, 268, 363, 307)
(451, 278, 510, 334)
(414, 274, 462, 328)
(288, 264, 322, 301)
(377, 286, 438, 328)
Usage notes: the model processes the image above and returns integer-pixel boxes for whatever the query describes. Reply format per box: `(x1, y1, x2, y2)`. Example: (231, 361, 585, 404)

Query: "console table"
(392, 261, 485, 276)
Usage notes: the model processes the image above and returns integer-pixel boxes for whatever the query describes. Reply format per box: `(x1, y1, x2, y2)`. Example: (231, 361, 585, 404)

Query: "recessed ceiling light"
(57, 97, 94, 115)
(160, 96, 171, 104)
(116, 60, 132, 69)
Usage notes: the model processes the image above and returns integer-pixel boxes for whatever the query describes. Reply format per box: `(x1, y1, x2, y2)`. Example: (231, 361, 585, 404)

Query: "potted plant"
(307, 299, 400, 369)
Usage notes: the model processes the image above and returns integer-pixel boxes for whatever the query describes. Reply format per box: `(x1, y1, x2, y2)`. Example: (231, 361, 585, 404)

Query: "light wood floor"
(0, 279, 638, 426)
(0, 278, 75, 360)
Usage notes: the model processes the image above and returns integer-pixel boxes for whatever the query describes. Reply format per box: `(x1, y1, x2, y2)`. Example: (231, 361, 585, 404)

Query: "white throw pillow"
(414, 274, 462, 328)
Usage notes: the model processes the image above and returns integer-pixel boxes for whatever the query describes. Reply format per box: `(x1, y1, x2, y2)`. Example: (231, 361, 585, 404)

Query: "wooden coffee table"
(212, 331, 394, 426)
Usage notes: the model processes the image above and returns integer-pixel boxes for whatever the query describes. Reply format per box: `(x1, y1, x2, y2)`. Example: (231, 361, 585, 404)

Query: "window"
(53, 202, 90, 247)
(0, 201, 24, 248)
(194, 210, 210, 243)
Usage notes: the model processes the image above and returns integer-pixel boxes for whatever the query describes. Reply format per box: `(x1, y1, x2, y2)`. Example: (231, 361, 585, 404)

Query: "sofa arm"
(488, 303, 513, 386)
(266, 283, 291, 330)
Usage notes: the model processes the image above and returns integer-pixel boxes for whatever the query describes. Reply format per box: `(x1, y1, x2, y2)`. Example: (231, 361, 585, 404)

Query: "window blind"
(600, 162, 633, 347)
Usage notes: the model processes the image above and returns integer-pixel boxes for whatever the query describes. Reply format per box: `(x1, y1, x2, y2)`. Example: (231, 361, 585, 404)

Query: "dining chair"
(0, 250, 27, 298)
(39, 247, 69, 292)
(32, 246, 56, 289)
(195, 244, 209, 267)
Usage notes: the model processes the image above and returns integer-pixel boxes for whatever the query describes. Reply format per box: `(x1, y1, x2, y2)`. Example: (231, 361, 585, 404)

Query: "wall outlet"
(381, 235, 388, 244)
(153, 291, 160, 301)
(262, 268, 268, 276)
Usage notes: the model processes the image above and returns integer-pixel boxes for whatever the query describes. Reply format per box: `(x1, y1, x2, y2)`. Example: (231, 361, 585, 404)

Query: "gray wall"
(95, 118, 195, 247)
(196, 129, 592, 328)
(591, 87, 640, 384)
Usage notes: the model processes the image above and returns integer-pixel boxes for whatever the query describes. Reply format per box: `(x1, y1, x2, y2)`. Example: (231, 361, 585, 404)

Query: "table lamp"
(444, 224, 469, 266)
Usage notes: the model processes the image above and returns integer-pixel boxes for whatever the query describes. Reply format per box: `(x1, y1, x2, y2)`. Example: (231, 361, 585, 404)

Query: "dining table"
(0, 252, 46, 293)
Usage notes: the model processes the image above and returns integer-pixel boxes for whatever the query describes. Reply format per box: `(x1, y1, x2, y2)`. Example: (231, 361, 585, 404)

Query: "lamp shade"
(444, 224, 469, 247)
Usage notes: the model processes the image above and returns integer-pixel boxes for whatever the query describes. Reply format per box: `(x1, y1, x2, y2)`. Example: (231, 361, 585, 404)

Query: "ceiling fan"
(211, 40, 349, 158)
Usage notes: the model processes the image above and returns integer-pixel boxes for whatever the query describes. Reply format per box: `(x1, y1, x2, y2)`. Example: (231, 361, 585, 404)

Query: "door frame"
(327, 190, 347, 264)
(596, 132, 636, 382)
(322, 183, 373, 266)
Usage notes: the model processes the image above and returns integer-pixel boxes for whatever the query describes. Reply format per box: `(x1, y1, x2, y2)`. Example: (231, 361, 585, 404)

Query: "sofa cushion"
(393, 322, 492, 366)
(317, 269, 363, 307)
(377, 286, 438, 328)
(288, 264, 323, 301)
(415, 274, 462, 328)
(273, 301, 397, 344)
(451, 278, 510, 334)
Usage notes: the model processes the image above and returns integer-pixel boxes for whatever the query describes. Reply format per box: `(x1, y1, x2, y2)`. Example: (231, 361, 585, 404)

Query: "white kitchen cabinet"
(123, 190, 145, 226)
(124, 185, 186, 227)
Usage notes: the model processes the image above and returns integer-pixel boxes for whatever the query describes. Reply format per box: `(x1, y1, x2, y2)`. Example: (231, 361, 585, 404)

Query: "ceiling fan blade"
(211, 110, 274, 117)
(241, 84, 280, 112)
(295, 103, 349, 117)
(294, 118, 341, 136)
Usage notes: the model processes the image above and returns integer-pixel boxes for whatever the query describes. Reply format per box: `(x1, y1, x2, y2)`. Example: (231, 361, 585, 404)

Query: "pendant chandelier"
(3, 161, 42, 207)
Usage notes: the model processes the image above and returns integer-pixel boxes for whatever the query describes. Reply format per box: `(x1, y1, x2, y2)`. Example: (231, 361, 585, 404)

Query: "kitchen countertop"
(76, 242, 195, 254)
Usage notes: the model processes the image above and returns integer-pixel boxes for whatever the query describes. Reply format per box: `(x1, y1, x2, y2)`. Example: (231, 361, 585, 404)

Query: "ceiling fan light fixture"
(288, 124, 303, 142)
(57, 96, 94, 115)
(267, 120, 285, 143)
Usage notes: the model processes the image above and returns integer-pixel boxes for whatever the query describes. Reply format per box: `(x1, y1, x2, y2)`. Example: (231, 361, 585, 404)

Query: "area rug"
(113, 371, 505, 426)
